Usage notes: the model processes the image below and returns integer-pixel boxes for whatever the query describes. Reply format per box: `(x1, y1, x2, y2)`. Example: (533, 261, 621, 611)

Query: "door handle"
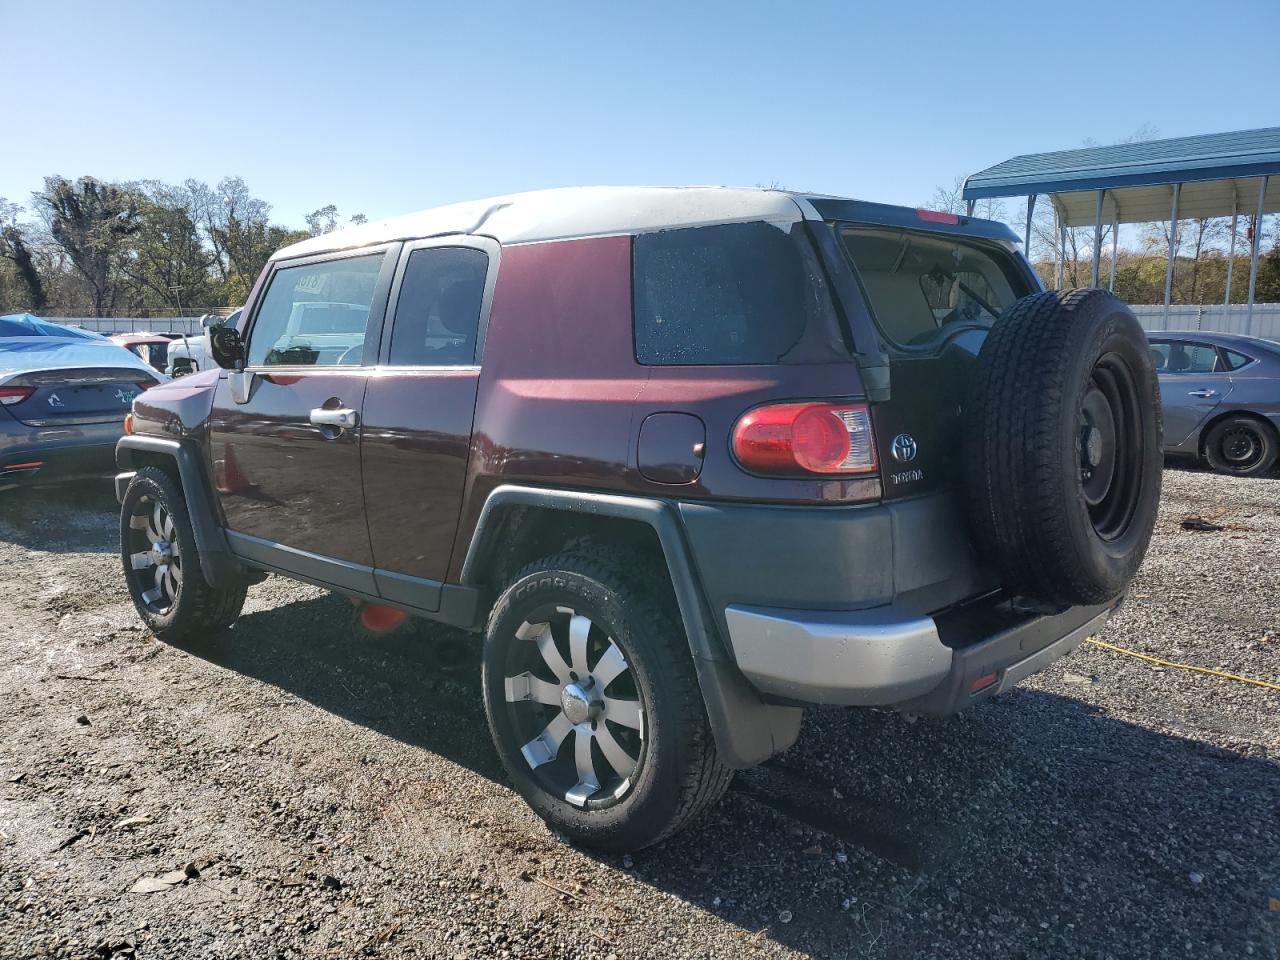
(310, 407, 359, 429)
(1186, 389, 1218, 398)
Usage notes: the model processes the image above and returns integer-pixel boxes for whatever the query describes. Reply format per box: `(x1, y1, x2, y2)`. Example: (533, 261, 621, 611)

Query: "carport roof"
(962, 127, 1280, 227)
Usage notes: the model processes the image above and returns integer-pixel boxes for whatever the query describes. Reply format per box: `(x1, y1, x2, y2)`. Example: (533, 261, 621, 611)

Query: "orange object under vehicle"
(357, 603, 409, 633)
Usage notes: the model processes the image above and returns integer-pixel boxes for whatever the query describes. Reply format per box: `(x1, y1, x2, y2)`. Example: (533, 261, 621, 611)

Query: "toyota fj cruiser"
(115, 187, 1162, 851)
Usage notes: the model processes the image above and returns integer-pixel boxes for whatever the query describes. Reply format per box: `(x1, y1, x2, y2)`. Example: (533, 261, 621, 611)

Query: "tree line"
(0, 176, 365, 317)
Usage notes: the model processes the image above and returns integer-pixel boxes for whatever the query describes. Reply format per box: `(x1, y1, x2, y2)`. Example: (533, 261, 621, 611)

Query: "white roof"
(273, 186, 812, 261)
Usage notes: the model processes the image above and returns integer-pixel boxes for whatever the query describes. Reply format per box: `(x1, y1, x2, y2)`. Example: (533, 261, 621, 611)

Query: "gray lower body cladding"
(678, 493, 1113, 712)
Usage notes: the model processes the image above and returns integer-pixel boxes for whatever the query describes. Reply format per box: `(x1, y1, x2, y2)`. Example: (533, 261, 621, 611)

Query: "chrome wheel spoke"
(595, 723, 637, 778)
(520, 712, 572, 769)
(519, 620, 571, 683)
(592, 641, 629, 689)
(565, 727, 601, 806)
(130, 551, 153, 571)
(568, 614, 592, 677)
(504, 672, 563, 706)
(162, 513, 175, 541)
(603, 696, 642, 730)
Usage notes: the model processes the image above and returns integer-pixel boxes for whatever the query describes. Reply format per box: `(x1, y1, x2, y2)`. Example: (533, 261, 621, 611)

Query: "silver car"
(1149, 330, 1280, 477)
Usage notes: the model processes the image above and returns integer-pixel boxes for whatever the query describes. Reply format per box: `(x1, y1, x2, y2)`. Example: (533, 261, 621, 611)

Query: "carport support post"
(1246, 176, 1268, 330)
(1024, 194, 1036, 257)
(1224, 209, 1238, 307)
(1163, 183, 1181, 326)
(1108, 207, 1119, 292)
(1090, 189, 1105, 287)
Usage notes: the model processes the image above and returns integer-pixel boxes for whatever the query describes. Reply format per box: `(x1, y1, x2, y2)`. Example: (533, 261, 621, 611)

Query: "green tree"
(121, 182, 215, 314)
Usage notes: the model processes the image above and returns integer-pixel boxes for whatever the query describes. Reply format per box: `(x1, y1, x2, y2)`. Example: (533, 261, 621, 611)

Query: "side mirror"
(209, 326, 245, 370)
(201, 313, 226, 330)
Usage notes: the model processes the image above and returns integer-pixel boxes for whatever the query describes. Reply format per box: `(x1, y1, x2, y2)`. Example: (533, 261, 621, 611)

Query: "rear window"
(633, 221, 830, 365)
(839, 226, 1030, 348)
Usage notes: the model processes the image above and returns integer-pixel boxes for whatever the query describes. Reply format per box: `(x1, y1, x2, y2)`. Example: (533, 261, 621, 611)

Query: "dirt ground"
(1, 468, 1277, 960)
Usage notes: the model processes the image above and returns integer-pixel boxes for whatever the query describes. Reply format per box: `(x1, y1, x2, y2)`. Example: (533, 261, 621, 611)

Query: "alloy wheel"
(501, 606, 645, 809)
(125, 496, 183, 613)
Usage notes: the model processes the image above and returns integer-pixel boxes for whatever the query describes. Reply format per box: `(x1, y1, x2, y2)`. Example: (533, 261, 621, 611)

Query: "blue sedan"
(1, 315, 163, 491)
(1148, 330, 1280, 477)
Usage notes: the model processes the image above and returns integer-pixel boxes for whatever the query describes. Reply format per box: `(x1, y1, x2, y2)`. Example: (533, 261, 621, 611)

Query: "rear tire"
(482, 552, 732, 851)
(964, 289, 1163, 608)
(120, 466, 246, 641)
(1203, 416, 1277, 477)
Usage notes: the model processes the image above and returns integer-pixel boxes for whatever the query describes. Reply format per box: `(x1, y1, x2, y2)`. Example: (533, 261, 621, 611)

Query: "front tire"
(120, 466, 246, 641)
(1203, 416, 1277, 477)
(482, 553, 732, 851)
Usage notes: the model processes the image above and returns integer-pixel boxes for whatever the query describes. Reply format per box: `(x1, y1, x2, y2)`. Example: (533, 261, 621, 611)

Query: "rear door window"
(247, 253, 385, 367)
(1148, 341, 1221, 374)
(388, 247, 488, 366)
(839, 226, 1031, 348)
(632, 221, 832, 365)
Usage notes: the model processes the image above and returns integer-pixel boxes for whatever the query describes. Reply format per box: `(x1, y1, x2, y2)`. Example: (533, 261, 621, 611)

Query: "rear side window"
(389, 247, 488, 366)
(633, 221, 825, 365)
(1222, 348, 1253, 370)
(247, 254, 384, 367)
(1149, 341, 1221, 374)
(839, 226, 1030, 348)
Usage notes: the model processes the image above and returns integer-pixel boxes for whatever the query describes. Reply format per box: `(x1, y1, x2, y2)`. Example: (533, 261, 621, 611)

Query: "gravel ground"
(0, 467, 1277, 960)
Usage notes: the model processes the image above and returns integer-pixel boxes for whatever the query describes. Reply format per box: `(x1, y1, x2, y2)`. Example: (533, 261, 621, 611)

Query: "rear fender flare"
(461, 485, 803, 769)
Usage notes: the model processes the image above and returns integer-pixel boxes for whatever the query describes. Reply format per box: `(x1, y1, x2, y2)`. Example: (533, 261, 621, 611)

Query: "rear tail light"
(123, 413, 134, 435)
(732, 402, 878, 476)
(0, 386, 35, 406)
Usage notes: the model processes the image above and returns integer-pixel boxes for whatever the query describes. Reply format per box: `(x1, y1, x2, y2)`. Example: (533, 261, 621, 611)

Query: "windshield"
(839, 226, 1031, 348)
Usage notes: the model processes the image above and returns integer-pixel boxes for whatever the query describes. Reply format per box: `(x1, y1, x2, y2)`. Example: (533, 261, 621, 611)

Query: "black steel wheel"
(965, 289, 1163, 608)
(1204, 416, 1277, 477)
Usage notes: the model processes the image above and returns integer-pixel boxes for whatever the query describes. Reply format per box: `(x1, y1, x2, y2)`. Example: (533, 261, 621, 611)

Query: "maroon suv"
(115, 187, 1162, 850)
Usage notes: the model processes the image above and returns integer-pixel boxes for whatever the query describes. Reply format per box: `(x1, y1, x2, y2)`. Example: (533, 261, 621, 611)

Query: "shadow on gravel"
(167, 593, 1279, 957)
(0, 479, 119, 553)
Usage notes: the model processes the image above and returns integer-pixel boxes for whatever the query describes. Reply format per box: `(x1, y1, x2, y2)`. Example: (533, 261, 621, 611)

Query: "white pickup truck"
(166, 311, 240, 377)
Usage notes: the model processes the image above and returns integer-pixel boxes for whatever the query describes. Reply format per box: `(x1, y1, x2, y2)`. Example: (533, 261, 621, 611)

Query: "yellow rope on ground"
(1083, 637, 1280, 692)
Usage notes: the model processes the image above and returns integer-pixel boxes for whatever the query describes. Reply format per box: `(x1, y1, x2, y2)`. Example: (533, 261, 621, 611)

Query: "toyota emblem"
(891, 433, 918, 463)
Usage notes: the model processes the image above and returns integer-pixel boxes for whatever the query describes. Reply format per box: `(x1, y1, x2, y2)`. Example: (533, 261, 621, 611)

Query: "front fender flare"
(116, 435, 247, 590)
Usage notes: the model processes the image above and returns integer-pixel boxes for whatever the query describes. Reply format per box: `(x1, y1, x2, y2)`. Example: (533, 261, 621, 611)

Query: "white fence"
(1129, 304, 1280, 340)
(45, 316, 206, 336)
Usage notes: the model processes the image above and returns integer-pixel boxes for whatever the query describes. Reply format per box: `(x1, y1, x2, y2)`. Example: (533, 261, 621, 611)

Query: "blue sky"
(4, 0, 1278, 229)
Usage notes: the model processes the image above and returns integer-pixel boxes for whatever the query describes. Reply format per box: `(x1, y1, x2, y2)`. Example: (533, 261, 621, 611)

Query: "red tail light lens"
(732, 402, 878, 476)
(916, 207, 960, 224)
(138, 379, 158, 391)
(0, 386, 35, 406)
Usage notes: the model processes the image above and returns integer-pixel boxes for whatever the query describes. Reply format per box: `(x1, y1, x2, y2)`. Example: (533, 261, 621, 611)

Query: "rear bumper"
(0, 423, 119, 490)
(724, 599, 1112, 712)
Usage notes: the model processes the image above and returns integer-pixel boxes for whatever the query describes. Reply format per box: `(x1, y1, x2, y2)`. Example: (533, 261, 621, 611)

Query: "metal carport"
(962, 127, 1280, 324)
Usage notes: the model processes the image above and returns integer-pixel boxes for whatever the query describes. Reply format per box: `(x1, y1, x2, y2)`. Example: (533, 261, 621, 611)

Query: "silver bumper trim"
(724, 604, 952, 706)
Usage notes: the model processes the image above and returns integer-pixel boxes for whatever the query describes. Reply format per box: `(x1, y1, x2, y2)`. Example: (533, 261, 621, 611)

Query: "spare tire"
(964, 289, 1162, 608)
